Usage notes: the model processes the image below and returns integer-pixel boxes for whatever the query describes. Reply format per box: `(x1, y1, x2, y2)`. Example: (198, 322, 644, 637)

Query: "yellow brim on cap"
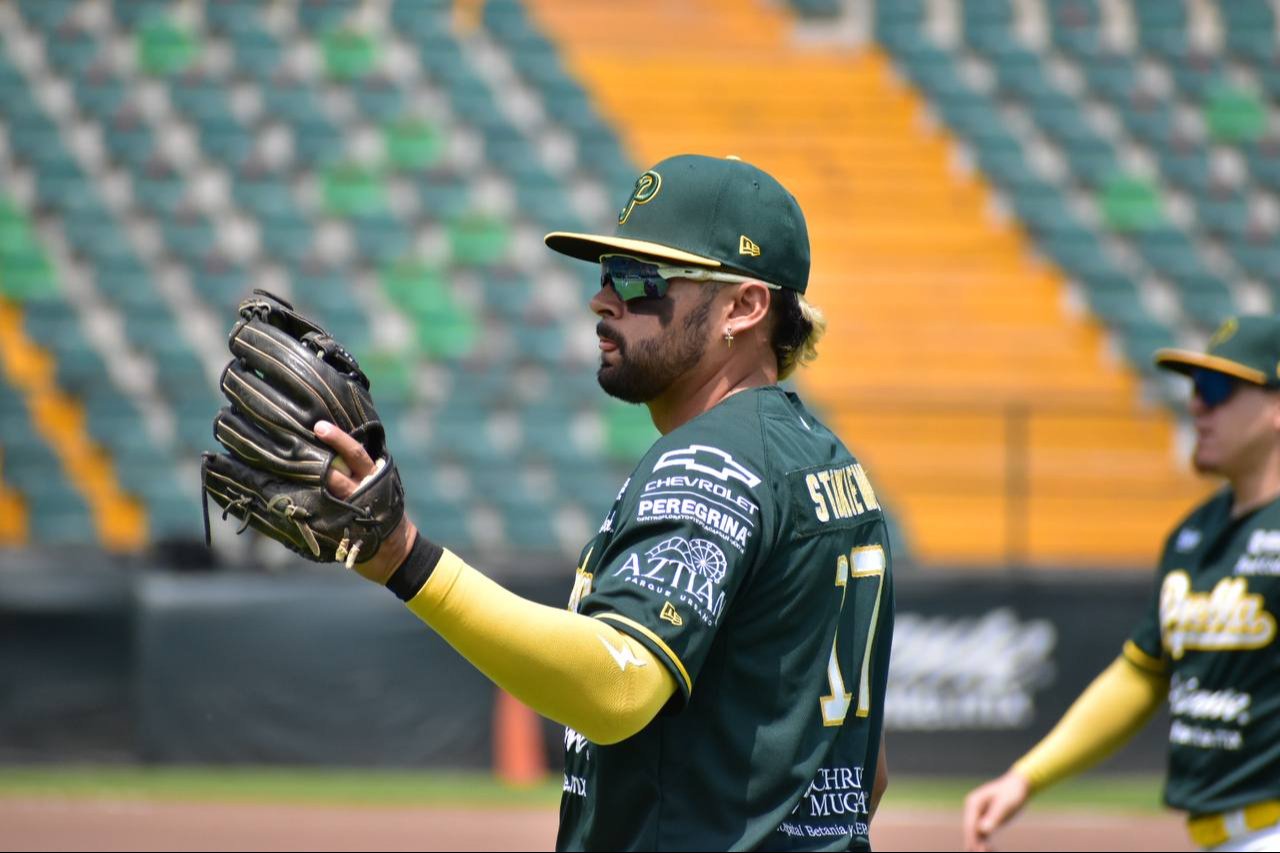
(545, 231, 724, 267)
(1153, 348, 1268, 384)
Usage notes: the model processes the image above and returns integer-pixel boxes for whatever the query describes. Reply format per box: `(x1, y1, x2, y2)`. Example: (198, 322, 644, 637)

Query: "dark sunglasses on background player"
(599, 254, 771, 302)
(1191, 369, 1239, 409)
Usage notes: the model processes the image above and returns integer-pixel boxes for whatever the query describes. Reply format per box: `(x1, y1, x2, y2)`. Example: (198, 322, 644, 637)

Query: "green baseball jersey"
(1127, 488, 1280, 816)
(557, 386, 895, 852)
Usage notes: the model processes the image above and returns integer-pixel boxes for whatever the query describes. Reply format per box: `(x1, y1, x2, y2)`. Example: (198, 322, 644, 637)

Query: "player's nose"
(590, 279, 624, 319)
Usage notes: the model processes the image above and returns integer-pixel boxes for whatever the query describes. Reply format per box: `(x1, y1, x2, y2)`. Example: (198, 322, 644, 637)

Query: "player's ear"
(724, 281, 772, 333)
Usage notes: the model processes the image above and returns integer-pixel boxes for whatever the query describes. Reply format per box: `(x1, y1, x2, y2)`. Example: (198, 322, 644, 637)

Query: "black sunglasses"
(598, 254, 760, 302)
(1191, 369, 1239, 409)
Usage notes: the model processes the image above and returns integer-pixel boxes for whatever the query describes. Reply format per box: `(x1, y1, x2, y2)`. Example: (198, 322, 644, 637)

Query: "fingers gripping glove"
(201, 290, 405, 568)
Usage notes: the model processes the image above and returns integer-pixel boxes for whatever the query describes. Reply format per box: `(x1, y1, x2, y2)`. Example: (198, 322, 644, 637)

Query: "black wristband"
(385, 531, 444, 602)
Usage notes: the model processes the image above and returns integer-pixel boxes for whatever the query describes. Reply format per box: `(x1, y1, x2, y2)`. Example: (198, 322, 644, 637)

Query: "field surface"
(0, 769, 1191, 851)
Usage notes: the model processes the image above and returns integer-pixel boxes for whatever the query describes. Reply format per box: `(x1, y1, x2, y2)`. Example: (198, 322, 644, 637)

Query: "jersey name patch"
(1160, 571, 1277, 659)
(789, 462, 881, 534)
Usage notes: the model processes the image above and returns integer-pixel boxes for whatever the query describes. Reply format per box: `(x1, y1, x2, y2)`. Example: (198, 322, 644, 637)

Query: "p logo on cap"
(619, 170, 662, 225)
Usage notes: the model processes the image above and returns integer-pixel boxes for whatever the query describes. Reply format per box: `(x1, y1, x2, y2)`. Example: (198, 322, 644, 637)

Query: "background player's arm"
(962, 655, 1169, 851)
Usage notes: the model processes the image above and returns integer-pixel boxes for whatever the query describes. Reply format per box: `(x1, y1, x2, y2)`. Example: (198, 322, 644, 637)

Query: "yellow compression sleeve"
(405, 550, 678, 745)
(1012, 655, 1169, 793)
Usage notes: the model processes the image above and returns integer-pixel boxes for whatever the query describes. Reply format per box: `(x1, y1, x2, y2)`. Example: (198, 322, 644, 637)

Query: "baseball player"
(309, 154, 896, 850)
(962, 316, 1280, 852)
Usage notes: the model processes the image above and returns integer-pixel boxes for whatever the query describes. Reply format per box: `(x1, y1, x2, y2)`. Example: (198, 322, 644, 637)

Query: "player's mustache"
(597, 322, 625, 351)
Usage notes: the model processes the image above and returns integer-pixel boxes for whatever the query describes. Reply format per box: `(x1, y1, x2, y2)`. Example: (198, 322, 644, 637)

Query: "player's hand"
(315, 420, 418, 585)
(962, 770, 1031, 852)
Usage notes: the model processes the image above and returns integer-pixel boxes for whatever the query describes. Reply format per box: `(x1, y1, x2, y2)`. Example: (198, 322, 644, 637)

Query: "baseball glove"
(201, 289, 404, 568)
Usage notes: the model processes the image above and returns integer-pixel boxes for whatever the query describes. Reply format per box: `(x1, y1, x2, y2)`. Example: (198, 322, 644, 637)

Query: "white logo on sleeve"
(1175, 528, 1202, 552)
(598, 635, 648, 671)
(653, 445, 761, 488)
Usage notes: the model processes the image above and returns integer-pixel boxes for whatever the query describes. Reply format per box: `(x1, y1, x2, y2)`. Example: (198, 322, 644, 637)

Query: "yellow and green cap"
(1155, 315, 1280, 386)
(544, 154, 810, 293)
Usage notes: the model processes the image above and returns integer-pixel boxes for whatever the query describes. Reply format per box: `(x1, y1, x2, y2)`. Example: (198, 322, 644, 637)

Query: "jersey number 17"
(820, 545, 886, 726)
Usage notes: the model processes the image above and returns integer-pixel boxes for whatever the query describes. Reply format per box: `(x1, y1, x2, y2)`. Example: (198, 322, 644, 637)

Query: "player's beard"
(597, 291, 715, 404)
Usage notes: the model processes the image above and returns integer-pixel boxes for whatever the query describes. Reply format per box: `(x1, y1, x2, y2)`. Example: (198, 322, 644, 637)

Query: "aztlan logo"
(739, 235, 760, 256)
(618, 170, 662, 225)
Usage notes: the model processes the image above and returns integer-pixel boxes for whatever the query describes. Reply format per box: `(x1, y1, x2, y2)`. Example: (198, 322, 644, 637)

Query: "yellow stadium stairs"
(0, 298, 145, 550)
(528, 0, 1211, 567)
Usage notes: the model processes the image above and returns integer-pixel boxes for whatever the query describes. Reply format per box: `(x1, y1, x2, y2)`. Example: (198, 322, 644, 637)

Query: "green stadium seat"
(1204, 86, 1267, 143)
(0, 245, 57, 299)
(1099, 176, 1164, 232)
(449, 214, 511, 266)
(602, 398, 658, 463)
(137, 19, 200, 77)
(322, 29, 379, 81)
(322, 165, 387, 216)
(385, 119, 446, 171)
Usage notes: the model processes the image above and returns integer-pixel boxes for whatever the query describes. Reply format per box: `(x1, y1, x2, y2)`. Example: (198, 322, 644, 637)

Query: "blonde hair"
(775, 294, 827, 381)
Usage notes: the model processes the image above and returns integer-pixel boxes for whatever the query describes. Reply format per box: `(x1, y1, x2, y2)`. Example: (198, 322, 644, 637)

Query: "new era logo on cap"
(739, 235, 760, 257)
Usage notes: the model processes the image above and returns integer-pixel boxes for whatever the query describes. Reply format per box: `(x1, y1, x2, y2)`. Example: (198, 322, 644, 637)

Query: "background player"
(963, 315, 1280, 852)
(315, 154, 896, 850)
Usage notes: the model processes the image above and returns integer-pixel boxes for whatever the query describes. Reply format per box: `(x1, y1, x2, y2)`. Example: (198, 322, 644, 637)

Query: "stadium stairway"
(0, 298, 145, 549)
(527, 0, 1210, 567)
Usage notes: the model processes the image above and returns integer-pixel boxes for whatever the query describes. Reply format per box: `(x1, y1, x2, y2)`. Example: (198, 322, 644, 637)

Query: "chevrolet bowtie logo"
(739, 235, 760, 256)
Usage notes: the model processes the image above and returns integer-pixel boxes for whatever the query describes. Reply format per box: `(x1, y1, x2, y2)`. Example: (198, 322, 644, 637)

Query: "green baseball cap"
(1155, 315, 1280, 386)
(545, 154, 810, 293)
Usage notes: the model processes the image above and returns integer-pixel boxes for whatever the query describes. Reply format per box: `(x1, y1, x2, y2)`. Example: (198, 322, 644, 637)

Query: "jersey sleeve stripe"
(1122, 639, 1168, 675)
(594, 612, 693, 696)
